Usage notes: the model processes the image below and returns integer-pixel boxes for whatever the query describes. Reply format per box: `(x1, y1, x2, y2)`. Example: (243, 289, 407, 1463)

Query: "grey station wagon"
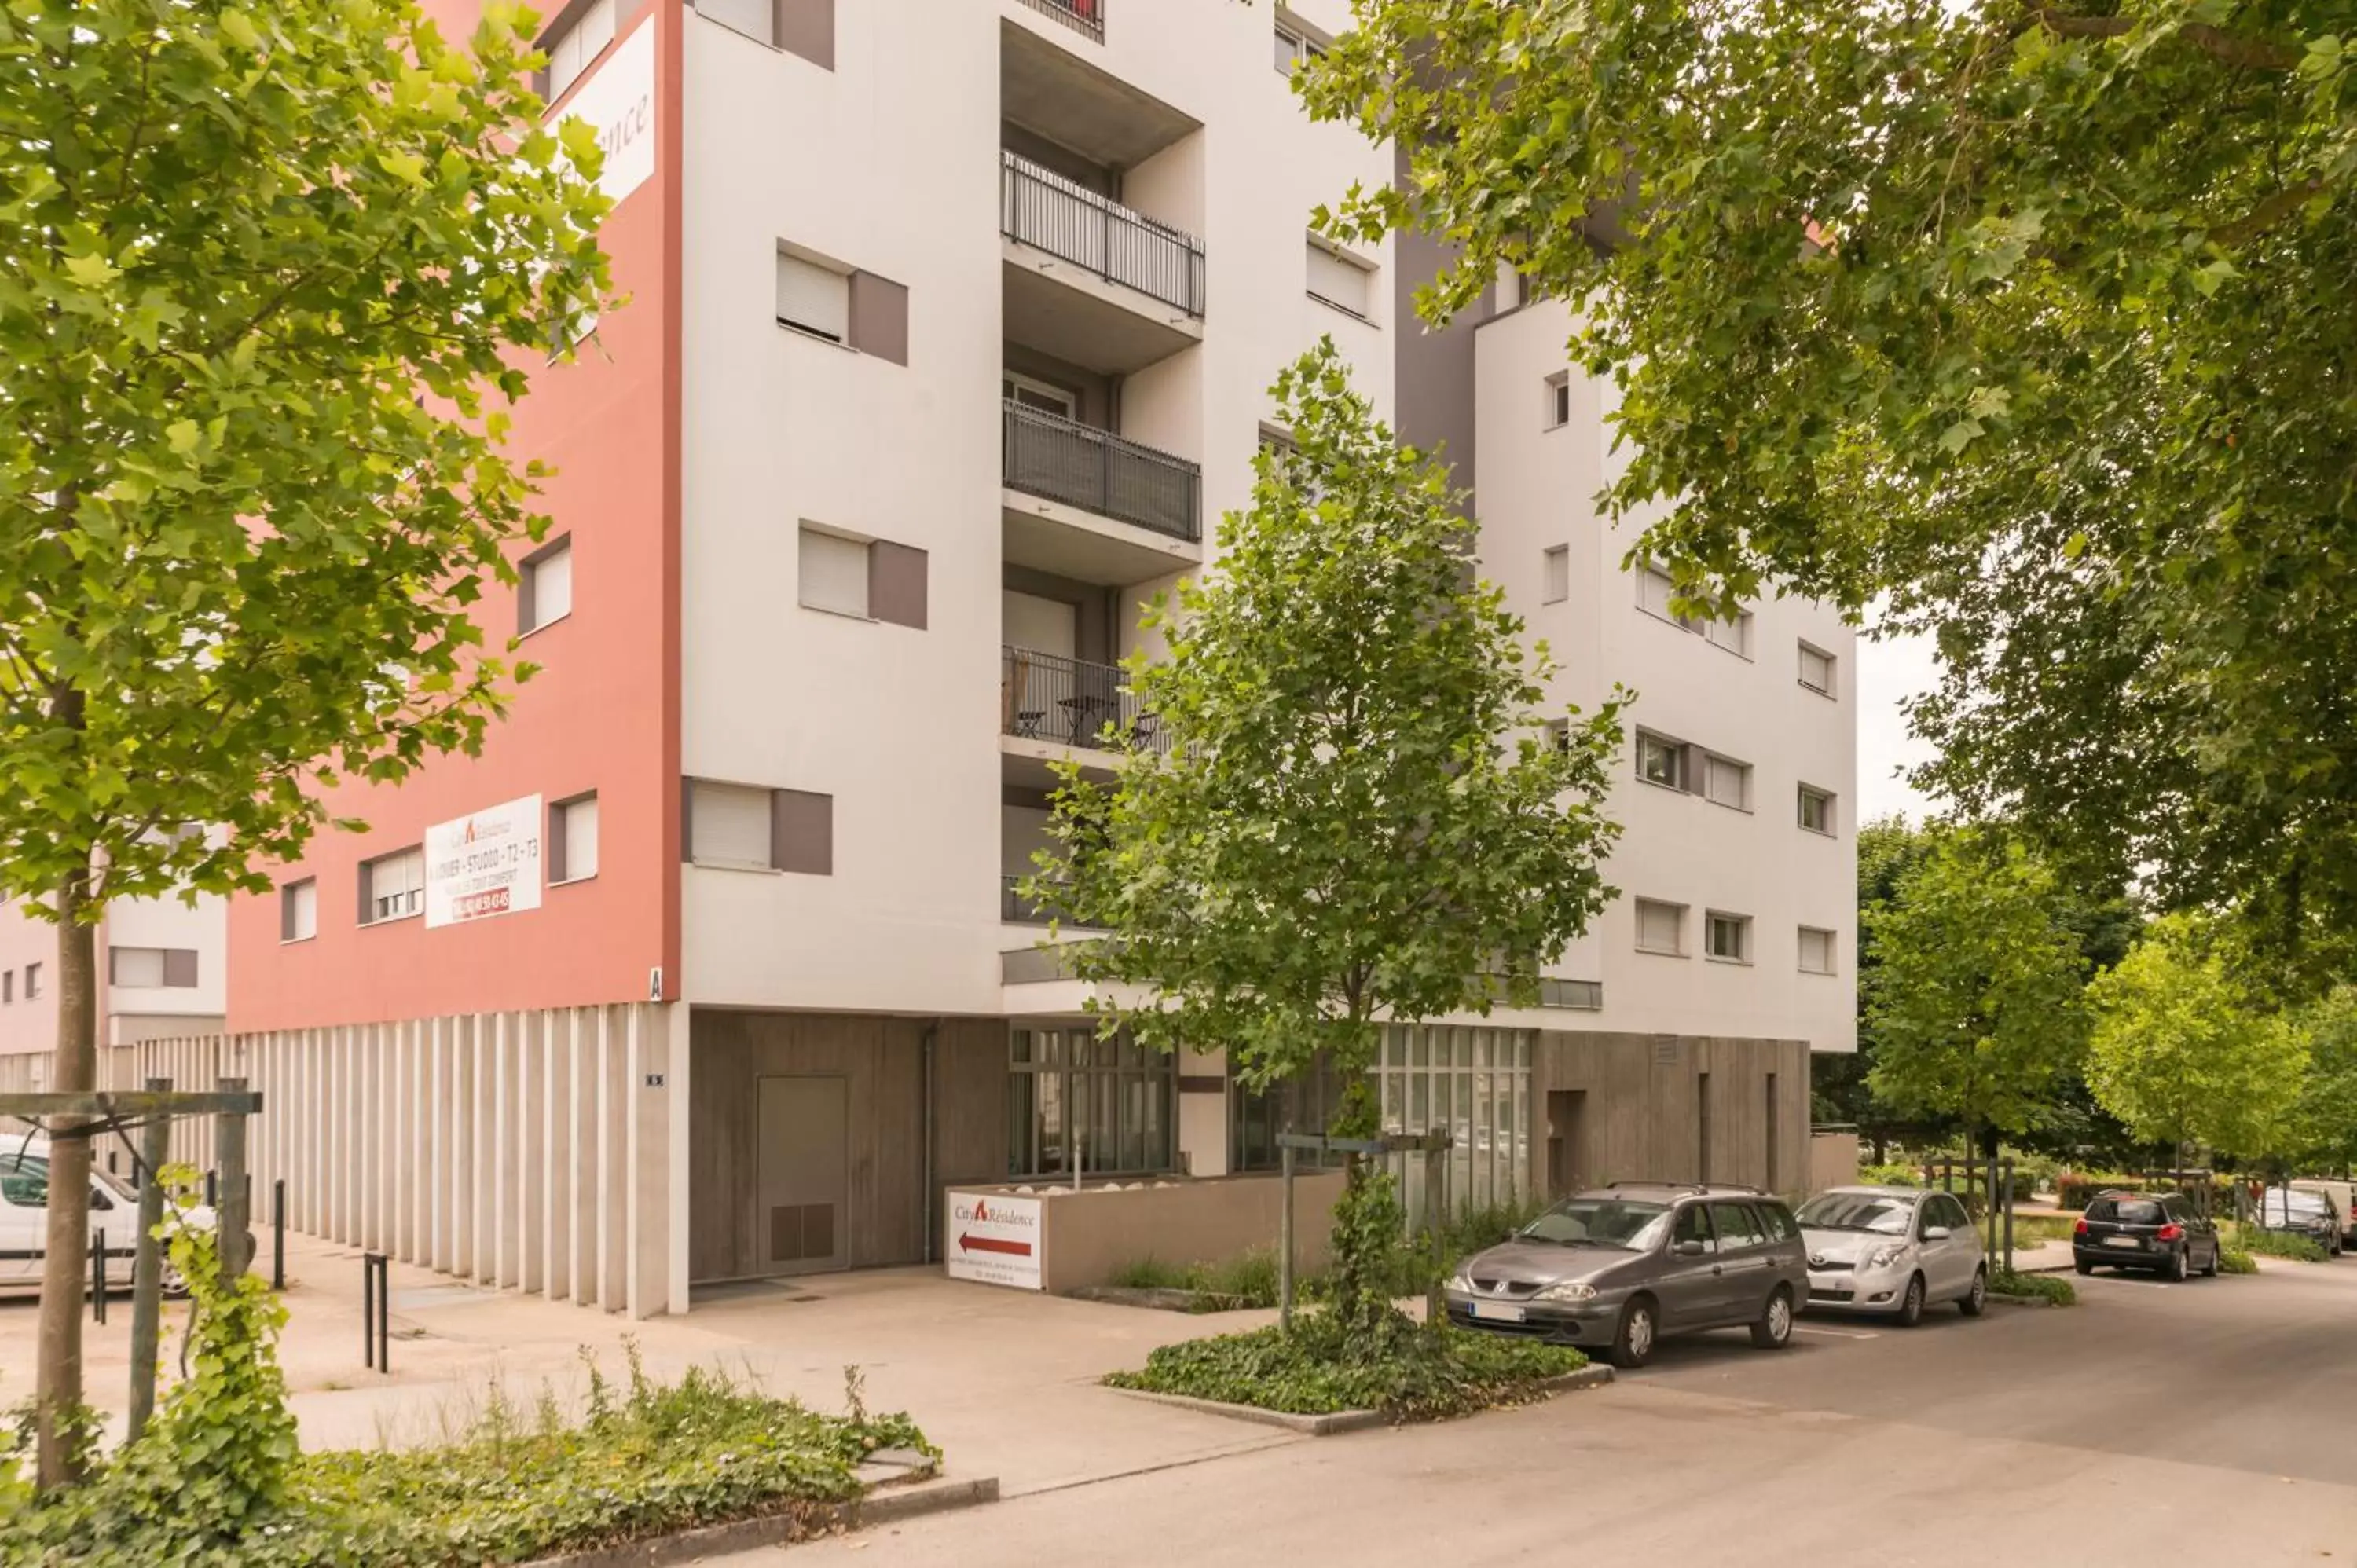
(1445, 1182, 1809, 1368)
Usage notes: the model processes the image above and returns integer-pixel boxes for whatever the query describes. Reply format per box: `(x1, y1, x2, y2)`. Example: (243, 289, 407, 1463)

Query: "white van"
(0, 1136, 152, 1291)
(2289, 1179, 2357, 1247)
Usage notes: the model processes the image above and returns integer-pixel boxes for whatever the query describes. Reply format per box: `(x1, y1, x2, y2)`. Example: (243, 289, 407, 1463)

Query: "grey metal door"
(1656, 1203, 1724, 1327)
(756, 1075, 849, 1277)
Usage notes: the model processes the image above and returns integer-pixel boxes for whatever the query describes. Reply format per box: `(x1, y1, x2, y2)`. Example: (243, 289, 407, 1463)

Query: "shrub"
(2, 1189, 936, 1567)
(2233, 1224, 2330, 1263)
(1106, 1314, 1585, 1421)
(2218, 1245, 2260, 1275)
(1987, 1269, 2077, 1306)
(1105, 1249, 1282, 1310)
(1860, 1163, 1926, 1188)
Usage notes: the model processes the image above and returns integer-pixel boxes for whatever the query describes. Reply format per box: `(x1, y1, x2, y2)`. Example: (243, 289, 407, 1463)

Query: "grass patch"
(5, 1354, 933, 1568)
(1106, 1249, 1281, 1309)
(2001, 1214, 2080, 1247)
(2231, 1224, 2330, 1262)
(2218, 1244, 2260, 1275)
(1105, 1317, 1585, 1422)
(1988, 1268, 2077, 1306)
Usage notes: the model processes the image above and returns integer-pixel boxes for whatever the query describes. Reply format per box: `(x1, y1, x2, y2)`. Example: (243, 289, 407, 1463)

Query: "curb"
(1109, 1361, 1615, 1435)
(527, 1473, 999, 1567)
(1985, 1292, 2060, 1309)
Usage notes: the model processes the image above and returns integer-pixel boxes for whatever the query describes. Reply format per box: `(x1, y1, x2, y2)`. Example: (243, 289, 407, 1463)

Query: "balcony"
(1010, 0, 1102, 43)
(1000, 646, 1171, 759)
(1003, 875, 1094, 926)
(1004, 398, 1198, 537)
(1002, 152, 1205, 374)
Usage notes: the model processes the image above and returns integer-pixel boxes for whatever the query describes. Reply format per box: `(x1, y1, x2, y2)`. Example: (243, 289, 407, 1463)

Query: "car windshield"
(1795, 1192, 1916, 1236)
(2092, 1198, 2167, 1223)
(1519, 1198, 1673, 1251)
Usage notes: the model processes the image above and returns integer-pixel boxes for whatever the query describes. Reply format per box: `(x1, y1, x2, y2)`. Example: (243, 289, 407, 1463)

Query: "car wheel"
(2200, 1239, 2221, 1278)
(2074, 1258, 2094, 1277)
(1750, 1285, 1795, 1350)
(1959, 1266, 1988, 1317)
(1893, 1273, 1926, 1328)
(2168, 1246, 2190, 1283)
(1610, 1296, 1658, 1370)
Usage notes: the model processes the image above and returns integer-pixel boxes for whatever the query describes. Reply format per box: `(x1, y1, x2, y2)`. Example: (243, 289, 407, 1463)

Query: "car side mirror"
(1674, 1239, 1707, 1258)
(1923, 1225, 1951, 1241)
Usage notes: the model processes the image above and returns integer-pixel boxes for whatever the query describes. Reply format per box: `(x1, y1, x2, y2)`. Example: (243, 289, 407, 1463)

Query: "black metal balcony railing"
(1003, 875, 1093, 925)
(1003, 401, 1202, 543)
(1001, 645, 1171, 754)
(1002, 150, 1207, 319)
(1013, 0, 1105, 42)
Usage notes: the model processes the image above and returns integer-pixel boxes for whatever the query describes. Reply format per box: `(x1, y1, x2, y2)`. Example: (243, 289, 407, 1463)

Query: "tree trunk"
(31, 870, 98, 1490)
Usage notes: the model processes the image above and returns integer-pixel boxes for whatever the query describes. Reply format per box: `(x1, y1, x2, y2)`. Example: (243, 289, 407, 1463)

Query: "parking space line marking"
(1793, 1324, 1880, 1339)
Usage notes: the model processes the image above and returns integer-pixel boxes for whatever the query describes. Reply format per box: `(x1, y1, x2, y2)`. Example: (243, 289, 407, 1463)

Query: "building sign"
(945, 1192, 1043, 1291)
(425, 795, 544, 929)
(558, 17, 656, 208)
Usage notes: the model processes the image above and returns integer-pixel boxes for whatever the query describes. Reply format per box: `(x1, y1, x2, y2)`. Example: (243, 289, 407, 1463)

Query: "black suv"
(1445, 1182, 1810, 1368)
(2073, 1190, 2221, 1280)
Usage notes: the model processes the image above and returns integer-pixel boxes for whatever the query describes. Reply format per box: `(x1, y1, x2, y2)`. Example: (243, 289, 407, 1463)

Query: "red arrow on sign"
(959, 1232, 1032, 1258)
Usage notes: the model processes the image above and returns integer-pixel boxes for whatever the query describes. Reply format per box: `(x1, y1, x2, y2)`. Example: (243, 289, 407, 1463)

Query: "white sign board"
(945, 1192, 1043, 1291)
(557, 18, 657, 208)
(425, 795, 544, 929)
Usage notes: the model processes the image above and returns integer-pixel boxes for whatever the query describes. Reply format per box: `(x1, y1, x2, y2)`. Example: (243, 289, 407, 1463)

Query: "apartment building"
(0, 880, 229, 1083)
(141, 0, 1853, 1317)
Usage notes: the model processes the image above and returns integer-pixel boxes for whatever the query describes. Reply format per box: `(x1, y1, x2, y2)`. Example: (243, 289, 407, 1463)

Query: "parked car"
(2073, 1189, 2223, 1278)
(1795, 1185, 1988, 1324)
(2288, 1179, 2357, 1247)
(2256, 1188, 2344, 1256)
(1445, 1182, 1807, 1369)
(0, 1136, 205, 1295)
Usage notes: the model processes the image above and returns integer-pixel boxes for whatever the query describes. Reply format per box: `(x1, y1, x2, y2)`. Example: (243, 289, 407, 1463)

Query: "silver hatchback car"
(1445, 1182, 1808, 1368)
(1797, 1185, 1989, 1324)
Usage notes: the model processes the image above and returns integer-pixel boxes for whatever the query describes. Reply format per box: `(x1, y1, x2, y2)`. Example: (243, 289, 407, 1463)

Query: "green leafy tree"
(1296, 1, 2357, 962)
(1864, 830, 2092, 1155)
(0, 0, 613, 1483)
(1030, 342, 1624, 1345)
(1813, 815, 1937, 1159)
(2287, 987, 2357, 1173)
(2085, 915, 2309, 1171)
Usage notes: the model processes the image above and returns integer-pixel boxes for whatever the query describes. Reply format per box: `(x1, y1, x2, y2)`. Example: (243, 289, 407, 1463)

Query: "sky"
(1855, 630, 1943, 826)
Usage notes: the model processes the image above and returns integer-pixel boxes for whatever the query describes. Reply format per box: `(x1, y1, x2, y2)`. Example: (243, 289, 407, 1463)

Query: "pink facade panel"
(228, 0, 683, 1031)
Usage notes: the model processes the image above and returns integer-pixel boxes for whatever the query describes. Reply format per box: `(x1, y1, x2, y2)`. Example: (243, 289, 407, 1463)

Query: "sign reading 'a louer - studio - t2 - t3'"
(425, 794, 544, 929)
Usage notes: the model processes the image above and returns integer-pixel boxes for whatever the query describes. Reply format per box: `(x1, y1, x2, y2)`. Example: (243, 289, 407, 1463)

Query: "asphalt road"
(775, 1258, 2357, 1566)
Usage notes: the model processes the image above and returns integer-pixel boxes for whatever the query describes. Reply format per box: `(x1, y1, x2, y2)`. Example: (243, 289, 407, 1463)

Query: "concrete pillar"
(625, 1002, 669, 1320)
(599, 1006, 627, 1312)
(543, 1015, 570, 1302)
(492, 1012, 514, 1288)
(519, 1013, 546, 1296)
(665, 1001, 692, 1316)
(571, 1009, 599, 1307)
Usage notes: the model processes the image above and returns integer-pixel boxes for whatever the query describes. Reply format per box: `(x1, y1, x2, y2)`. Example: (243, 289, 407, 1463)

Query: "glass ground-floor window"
(1232, 1052, 1350, 1173)
(1374, 1024, 1533, 1220)
(1008, 1025, 1175, 1179)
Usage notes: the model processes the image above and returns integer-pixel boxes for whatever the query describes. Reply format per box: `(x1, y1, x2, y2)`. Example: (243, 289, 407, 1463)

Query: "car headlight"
(1534, 1280, 1598, 1303)
(1446, 1270, 1475, 1294)
(1865, 1244, 1908, 1270)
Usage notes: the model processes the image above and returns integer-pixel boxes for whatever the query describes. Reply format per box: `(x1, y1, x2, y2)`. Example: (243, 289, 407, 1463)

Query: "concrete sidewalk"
(0, 1233, 1307, 1497)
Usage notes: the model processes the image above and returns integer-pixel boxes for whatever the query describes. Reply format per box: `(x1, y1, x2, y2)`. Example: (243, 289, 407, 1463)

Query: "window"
(24, 963, 41, 998)
(1009, 1026, 1175, 1178)
(1760, 1201, 1798, 1244)
(1003, 371, 1076, 419)
(108, 947, 164, 987)
(1635, 898, 1685, 956)
(520, 537, 573, 635)
(1305, 238, 1373, 318)
(1703, 610, 1753, 658)
(1798, 926, 1838, 975)
(1543, 719, 1571, 753)
(1544, 371, 1571, 430)
(1712, 1203, 1768, 1251)
(1798, 784, 1835, 835)
(2, 970, 11, 1004)
(1373, 1025, 1534, 1214)
(776, 250, 850, 343)
(1706, 911, 1752, 963)
(1637, 566, 1689, 627)
(0, 1152, 46, 1208)
(1798, 642, 1836, 696)
(699, 0, 775, 46)
(551, 794, 599, 885)
(1274, 13, 1326, 71)
(798, 526, 869, 618)
(279, 881, 316, 943)
(687, 781, 775, 870)
(1934, 1194, 1973, 1233)
(1635, 731, 1690, 790)
(1674, 1203, 1716, 1254)
(1703, 754, 1751, 810)
(543, 0, 614, 103)
(796, 525, 927, 629)
(1541, 544, 1570, 604)
(687, 781, 833, 876)
(1234, 1052, 1349, 1174)
(360, 847, 424, 925)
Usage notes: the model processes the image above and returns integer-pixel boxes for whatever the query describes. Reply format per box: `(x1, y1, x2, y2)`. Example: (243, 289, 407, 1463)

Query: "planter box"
(943, 1171, 1347, 1295)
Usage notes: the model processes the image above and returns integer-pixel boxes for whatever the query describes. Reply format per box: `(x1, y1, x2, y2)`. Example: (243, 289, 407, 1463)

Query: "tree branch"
(2208, 180, 2328, 247)
(2026, 8, 2304, 71)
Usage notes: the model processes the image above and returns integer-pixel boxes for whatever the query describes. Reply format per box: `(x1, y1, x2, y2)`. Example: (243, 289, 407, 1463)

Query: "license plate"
(2102, 1236, 2141, 1249)
(1472, 1300, 1527, 1323)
